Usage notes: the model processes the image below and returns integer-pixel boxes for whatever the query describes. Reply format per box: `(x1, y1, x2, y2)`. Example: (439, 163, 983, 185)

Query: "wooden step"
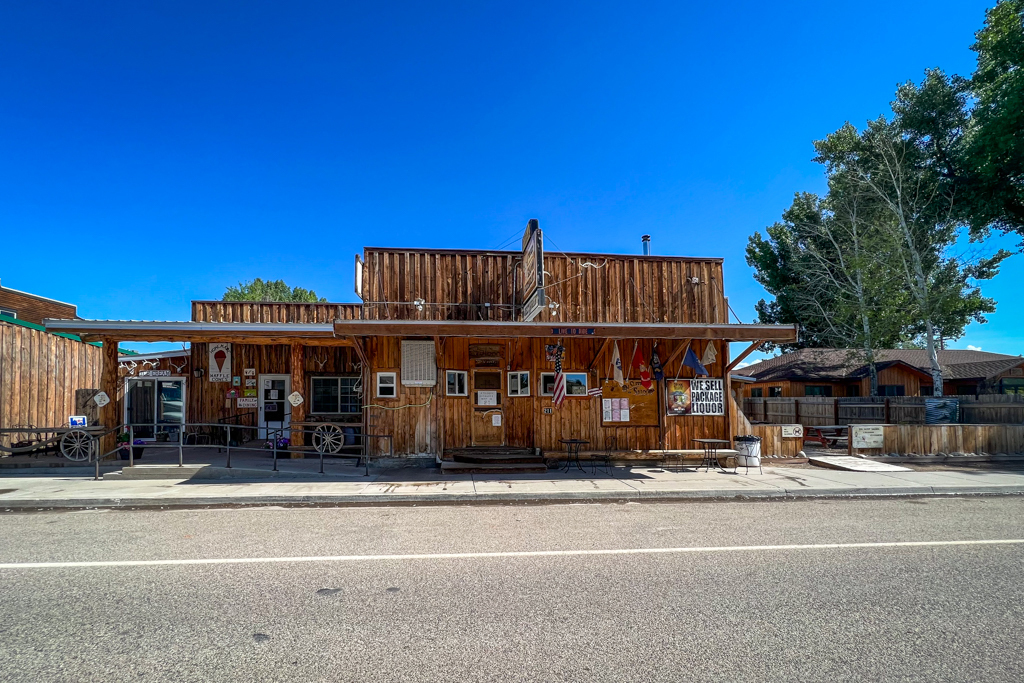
(440, 461, 549, 475)
(446, 448, 543, 465)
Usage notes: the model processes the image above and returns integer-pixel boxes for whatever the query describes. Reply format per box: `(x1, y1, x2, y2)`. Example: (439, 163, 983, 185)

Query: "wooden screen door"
(470, 369, 504, 446)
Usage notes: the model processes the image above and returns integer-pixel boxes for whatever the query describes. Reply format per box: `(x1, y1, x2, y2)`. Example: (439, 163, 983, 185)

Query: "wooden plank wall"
(0, 288, 77, 325)
(852, 424, 1024, 456)
(733, 409, 802, 457)
(192, 301, 362, 323)
(0, 322, 102, 436)
(360, 249, 727, 324)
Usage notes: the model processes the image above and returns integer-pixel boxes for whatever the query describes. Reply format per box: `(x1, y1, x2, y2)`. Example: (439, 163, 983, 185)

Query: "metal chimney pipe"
(641, 235, 651, 256)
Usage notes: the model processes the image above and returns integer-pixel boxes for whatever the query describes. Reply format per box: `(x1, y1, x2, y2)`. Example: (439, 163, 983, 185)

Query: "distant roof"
(744, 348, 1024, 383)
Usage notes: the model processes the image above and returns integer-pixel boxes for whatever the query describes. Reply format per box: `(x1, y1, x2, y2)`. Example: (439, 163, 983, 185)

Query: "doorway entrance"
(125, 377, 186, 442)
(470, 369, 504, 446)
(258, 374, 291, 439)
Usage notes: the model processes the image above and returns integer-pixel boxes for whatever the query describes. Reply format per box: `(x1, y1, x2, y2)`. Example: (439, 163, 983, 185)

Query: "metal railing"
(2, 422, 394, 480)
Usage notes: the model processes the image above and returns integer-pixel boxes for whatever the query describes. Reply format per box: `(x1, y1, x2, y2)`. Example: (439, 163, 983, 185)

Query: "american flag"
(552, 345, 566, 408)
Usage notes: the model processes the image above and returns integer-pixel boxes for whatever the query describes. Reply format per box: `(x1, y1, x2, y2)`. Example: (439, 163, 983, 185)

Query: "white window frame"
(0, 308, 15, 318)
(508, 371, 530, 397)
(540, 372, 555, 396)
(446, 370, 468, 397)
(376, 372, 397, 398)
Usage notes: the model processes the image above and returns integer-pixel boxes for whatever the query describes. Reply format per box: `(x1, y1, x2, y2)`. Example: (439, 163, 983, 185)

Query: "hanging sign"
(93, 391, 110, 407)
(209, 343, 232, 382)
(521, 219, 545, 321)
(665, 378, 725, 416)
(287, 391, 304, 407)
(237, 397, 258, 408)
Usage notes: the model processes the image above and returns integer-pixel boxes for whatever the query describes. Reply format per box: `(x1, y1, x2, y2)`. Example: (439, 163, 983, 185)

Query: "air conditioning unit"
(400, 340, 437, 387)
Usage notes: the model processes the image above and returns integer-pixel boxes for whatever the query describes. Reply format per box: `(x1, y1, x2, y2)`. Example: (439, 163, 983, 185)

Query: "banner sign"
(521, 219, 545, 321)
(209, 343, 232, 383)
(665, 378, 725, 416)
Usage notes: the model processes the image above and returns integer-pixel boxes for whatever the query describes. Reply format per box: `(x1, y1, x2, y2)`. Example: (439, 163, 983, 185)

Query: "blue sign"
(551, 327, 595, 335)
(69, 416, 88, 427)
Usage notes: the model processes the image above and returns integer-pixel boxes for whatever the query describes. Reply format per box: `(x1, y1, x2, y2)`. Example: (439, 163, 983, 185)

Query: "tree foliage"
(223, 278, 327, 303)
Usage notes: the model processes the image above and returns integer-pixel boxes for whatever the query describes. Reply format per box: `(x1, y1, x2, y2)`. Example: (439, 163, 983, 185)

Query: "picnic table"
(803, 425, 849, 449)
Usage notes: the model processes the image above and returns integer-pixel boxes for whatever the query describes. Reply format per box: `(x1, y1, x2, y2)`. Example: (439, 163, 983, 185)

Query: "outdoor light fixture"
(689, 276, 700, 284)
(193, 368, 205, 378)
(413, 298, 425, 311)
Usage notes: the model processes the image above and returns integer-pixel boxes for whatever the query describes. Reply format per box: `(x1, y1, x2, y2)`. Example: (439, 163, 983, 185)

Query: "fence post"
(833, 398, 840, 425)
(178, 429, 183, 467)
(273, 430, 278, 472)
(226, 425, 232, 466)
(885, 398, 891, 424)
(794, 399, 800, 425)
(129, 425, 134, 468)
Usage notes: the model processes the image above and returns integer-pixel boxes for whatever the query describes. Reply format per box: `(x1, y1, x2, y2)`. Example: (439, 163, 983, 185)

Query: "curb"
(2, 486, 1022, 510)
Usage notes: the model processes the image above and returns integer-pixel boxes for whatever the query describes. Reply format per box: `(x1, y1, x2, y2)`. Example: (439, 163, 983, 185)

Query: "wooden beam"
(725, 340, 764, 373)
(331, 320, 798, 342)
(290, 343, 305, 452)
(100, 338, 120, 455)
(587, 338, 613, 371)
(663, 340, 691, 373)
(350, 336, 368, 368)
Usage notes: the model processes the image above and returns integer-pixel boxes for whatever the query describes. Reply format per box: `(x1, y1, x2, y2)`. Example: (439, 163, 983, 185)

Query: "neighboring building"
(45, 229, 797, 461)
(740, 348, 1024, 398)
(0, 279, 77, 325)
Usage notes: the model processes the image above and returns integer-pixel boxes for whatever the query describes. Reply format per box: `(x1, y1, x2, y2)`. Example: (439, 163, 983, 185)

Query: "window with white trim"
(446, 370, 468, 396)
(310, 376, 361, 414)
(540, 372, 555, 396)
(0, 308, 15, 318)
(376, 372, 397, 398)
(508, 371, 530, 397)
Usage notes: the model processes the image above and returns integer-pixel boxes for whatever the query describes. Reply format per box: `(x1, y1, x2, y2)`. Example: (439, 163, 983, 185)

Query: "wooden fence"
(0, 322, 104, 440)
(735, 409, 803, 458)
(850, 424, 1024, 456)
(743, 396, 1024, 427)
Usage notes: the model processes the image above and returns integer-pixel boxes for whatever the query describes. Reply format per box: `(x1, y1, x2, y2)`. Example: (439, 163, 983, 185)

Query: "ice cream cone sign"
(208, 343, 232, 382)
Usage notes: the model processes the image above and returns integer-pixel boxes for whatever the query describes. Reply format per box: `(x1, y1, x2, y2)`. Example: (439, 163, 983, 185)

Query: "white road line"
(1, 539, 1021, 569)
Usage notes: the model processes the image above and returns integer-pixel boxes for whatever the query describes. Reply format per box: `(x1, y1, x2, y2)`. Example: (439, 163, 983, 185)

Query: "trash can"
(734, 435, 762, 473)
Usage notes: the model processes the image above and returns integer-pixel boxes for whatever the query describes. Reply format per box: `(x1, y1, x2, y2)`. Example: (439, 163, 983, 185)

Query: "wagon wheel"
(60, 430, 94, 461)
(312, 424, 344, 455)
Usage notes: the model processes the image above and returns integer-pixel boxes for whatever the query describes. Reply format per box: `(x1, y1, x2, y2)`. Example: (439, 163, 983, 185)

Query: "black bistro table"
(692, 438, 732, 473)
(559, 439, 589, 473)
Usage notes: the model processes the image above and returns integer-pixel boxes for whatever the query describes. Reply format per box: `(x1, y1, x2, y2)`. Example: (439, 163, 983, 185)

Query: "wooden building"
(741, 348, 1024, 398)
(0, 279, 77, 325)
(45, 231, 798, 462)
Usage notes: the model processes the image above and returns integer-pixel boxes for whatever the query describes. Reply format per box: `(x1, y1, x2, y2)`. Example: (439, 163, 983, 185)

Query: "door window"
(126, 378, 185, 441)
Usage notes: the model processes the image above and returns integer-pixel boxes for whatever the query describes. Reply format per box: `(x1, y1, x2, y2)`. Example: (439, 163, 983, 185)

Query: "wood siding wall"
(0, 289, 77, 326)
(359, 249, 727, 324)
(0, 322, 102, 432)
(191, 301, 362, 323)
(743, 395, 1024, 427)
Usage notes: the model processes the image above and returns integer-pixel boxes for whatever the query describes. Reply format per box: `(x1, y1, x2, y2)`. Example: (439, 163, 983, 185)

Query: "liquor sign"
(209, 343, 232, 383)
(665, 378, 725, 416)
(521, 219, 545, 321)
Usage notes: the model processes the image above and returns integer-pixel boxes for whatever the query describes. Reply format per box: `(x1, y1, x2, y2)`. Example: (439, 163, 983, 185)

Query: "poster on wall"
(209, 343, 232, 383)
(665, 378, 725, 416)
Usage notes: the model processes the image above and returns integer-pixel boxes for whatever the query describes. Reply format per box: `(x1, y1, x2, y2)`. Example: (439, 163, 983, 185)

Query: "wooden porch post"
(290, 343, 305, 454)
(100, 338, 120, 455)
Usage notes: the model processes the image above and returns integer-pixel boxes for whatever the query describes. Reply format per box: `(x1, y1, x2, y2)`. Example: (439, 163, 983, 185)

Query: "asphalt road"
(1, 497, 1022, 682)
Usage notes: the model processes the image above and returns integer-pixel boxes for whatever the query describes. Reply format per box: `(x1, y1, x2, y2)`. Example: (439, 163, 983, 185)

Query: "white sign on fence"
(781, 424, 803, 438)
(93, 391, 110, 408)
(852, 425, 885, 449)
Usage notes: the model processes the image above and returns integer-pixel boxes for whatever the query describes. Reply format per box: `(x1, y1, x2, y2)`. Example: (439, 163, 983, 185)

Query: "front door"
(125, 377, 186, 442)
(259, 374, 291, 439)
(470, 369, 504, 446)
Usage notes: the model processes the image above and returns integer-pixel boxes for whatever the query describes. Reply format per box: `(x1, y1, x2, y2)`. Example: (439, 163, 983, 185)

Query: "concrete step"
(447, 448, 542, 465)
(440, 461, 549, 475)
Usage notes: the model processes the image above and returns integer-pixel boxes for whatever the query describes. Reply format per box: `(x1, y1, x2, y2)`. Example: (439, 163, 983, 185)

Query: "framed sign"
(139, 369, 171, 377)
(666, 378, 725, 416)
(600, 379, 658, 426)
(852, 425, 885, 449)
(237, 397, 258, 408)
(521, 219, 545, 321)
(209, 343, 232, 383)
(781, 424, 804, 438)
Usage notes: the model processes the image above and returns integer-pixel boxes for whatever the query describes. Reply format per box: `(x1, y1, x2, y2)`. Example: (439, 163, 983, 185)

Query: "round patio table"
(692, 438, 732, 473)
(559, 439, 589, 473)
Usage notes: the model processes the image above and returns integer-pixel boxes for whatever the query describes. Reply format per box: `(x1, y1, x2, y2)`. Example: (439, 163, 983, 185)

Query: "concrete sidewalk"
(1, 463, 1023, 509)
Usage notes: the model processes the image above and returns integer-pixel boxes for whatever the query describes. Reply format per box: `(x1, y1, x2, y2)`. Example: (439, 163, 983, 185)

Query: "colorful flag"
(611, 341, 624, 384)
(651, 348, 664, 381)
(553, 345, 566, 407)
(701, 342, 717, 367)
(683, 348, 709, 376)
(631, 344, 653, 390)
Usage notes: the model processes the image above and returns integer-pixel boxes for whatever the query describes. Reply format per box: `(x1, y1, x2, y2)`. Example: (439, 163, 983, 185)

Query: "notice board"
(600, 379, 659, 427)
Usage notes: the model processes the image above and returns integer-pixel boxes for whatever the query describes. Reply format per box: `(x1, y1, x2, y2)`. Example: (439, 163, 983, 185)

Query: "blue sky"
(2, 1, 1019, 361)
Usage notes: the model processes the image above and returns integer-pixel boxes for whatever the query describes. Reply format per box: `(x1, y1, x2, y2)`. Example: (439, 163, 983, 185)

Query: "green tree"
(223, 278, 327, 302)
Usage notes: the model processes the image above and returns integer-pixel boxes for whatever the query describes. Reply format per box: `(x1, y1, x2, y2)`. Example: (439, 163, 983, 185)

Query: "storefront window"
(804, 386, 832, 397)
(879, 385, 905, 396)
(311, 377, 361, 414)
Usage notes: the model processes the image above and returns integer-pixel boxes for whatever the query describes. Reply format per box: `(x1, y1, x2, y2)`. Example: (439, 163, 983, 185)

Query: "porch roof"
(43, 318, 798, 344)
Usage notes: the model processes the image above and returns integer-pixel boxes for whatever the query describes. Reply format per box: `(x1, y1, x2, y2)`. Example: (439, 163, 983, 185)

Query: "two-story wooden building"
(45, 229, 797, 463)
